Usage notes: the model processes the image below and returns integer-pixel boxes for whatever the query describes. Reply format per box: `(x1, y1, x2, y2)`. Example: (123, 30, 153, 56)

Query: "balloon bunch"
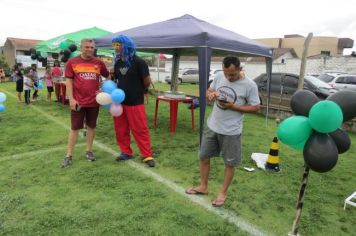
(59, 42, 77, 63)
(277, 90, 356, 173)
(29, 48, 47, 66)
(0, 92, 7, 112)
(96, 80, 125, 117)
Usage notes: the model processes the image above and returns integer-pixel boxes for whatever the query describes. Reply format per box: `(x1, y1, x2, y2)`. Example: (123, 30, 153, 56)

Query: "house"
(255, 35, 354, 58)
(1, 37, 43, 68)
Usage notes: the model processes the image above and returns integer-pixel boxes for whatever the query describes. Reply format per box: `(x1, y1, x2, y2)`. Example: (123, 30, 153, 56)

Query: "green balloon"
(277, 116, 312, 146)
(309, 101, 343, 133)
(59, 41, 69, 50)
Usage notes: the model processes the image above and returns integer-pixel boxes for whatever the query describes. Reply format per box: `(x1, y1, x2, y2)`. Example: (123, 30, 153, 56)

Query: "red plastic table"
(153, 95, 195, 134)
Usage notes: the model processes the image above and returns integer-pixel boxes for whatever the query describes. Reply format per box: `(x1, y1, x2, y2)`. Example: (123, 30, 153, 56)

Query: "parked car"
(209, 69, 223, 81)
(165, 68, 214, 85)
(318, 73, 356, 92)
(253, 73, 338, 111)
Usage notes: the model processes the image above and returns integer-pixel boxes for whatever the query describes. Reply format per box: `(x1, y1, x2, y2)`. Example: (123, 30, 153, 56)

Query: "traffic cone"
(265, 137, 280, 172)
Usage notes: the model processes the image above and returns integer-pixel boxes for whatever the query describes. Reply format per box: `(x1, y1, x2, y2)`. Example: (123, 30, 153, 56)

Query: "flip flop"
(212, 197, 226, 207)
(185, 188, 208, 195)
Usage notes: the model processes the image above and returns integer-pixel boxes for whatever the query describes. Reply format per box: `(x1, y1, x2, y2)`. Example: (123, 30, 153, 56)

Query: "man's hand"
(69, 98, 79, 111)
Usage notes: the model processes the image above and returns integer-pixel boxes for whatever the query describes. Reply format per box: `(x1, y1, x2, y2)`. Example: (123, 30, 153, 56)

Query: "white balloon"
(96, 92, 112, 105)
(0, 92, 6, 103)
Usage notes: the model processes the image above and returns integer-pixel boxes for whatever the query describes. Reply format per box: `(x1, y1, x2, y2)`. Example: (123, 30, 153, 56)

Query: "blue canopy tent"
(95, 14, 273, 141)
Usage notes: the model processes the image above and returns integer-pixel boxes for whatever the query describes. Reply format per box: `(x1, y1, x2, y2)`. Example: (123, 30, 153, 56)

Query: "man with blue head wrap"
(111, 35, 155, 167)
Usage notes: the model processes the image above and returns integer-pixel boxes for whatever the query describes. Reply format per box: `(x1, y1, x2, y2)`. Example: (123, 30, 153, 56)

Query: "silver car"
(318, 73, 356, 92)
(165, 68, 214, 85)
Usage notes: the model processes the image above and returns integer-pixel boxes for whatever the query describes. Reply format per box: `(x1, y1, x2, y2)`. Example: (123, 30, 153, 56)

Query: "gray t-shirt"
(207, 72, 260, 135)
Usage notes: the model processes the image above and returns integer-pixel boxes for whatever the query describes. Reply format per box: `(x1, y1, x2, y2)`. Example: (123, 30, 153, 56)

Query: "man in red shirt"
(61, 38, 109, 168)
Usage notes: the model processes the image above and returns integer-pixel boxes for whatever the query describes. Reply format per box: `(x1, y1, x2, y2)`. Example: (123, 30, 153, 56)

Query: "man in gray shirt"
(186, 56, 260, 207)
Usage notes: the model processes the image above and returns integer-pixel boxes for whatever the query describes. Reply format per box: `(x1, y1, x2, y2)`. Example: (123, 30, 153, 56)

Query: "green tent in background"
(36, 26, 155, 57)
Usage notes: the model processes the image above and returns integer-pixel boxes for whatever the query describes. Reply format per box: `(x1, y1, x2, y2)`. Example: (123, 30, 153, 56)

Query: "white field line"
(0, 143, 85, 163)
(1, 88, 270, 236)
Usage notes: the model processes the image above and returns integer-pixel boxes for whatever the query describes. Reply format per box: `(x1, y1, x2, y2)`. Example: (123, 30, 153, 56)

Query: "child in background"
(23, 67, 34, 104)
(52, 60, 63, 102)
(44, 65, 54, 101)
(15, 63, 24, 102)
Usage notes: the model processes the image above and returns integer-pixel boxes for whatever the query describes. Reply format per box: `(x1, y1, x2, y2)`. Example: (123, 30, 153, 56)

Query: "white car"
(165, 68, 215, 85)
(318, 73, 356, 92)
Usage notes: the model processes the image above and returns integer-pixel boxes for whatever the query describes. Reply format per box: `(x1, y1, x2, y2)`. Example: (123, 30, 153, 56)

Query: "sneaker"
(85, 151, 96, 161)
(143, 157, 155, 167)
(115, 153, 133, 161)
(61, 156, 72, 168)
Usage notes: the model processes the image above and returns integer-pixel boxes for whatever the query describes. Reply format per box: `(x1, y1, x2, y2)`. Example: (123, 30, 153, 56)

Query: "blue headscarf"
(111, 34, 136, 68)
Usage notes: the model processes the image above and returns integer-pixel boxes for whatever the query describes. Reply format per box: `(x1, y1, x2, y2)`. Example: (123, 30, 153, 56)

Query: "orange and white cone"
(265, 137, 280, 172)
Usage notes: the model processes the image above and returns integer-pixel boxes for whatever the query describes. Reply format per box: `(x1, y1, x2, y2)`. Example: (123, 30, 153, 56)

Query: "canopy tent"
(36, 27, 112, 55)
(36, 27, 155, 58)
(95, 14, 273, 141)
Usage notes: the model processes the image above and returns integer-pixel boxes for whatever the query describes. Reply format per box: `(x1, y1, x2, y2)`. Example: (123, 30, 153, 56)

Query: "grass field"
(0, 82, 355, 236)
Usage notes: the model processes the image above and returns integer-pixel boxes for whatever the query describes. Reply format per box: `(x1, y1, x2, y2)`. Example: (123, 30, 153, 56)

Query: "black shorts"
(47, 86, 54, 92)
(16, 79, 23, 92)
(71, 106, 100, 130)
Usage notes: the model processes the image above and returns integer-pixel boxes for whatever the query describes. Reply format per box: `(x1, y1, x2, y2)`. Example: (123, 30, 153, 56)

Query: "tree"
(0, 55, 10, 76)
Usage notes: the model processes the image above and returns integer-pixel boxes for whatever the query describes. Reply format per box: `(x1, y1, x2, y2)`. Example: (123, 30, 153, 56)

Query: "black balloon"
(29, 48, 36, 54)
(63, 49, 71, 58)
(303, 132, 339, 173)
(291, 90, 319, 116)
(52, 53, 59, 59)
(59, 50, 64, 55)
(68, 44, 77, 52)
(31, 54, 37, 60)
(327, 90, 356, 122)
(37, 56, 44, 62)
(329, 128, 351, 154)
(60, 56, 69, 63)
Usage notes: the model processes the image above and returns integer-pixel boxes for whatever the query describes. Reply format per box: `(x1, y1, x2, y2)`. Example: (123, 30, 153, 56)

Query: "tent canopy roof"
(95, 14, 273, 58)
(36, 27, 111, 53)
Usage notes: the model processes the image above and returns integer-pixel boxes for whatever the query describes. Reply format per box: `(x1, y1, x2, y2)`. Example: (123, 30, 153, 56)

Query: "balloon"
(290, 90, 319, 116)
(277, 116, 312, 146)
(110, 103, 123, 117)
(327, 90, 356, 122)
(60, 56, 69, 63)
(102, 80, 117, 94)
(29, 48, 36, 54)
(0, 92, 7, 103)
(291, 137, 309, 150)
(96, 92, 112, 105)
(303, 132, 338, 173)
(309, 101, 343, 133)
(0, 104, 4, 112)
(31, 54, 37, 60)
(329, 128, 351, 154)
(37, 56, 44, 62)
(111, 88, 125, 103)
(63, 49, 71, 58)
(37, 80, 43, 89)
(59, 41, 69, 50)
(68, 44, 77, 52)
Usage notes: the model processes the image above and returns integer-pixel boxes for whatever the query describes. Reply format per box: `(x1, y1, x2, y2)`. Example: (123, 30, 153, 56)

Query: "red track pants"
(113, 104, 153, 159)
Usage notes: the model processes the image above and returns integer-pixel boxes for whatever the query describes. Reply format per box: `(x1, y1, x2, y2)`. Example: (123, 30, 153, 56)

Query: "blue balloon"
(0, 104, 5, 112)
(102, 80, 117, 94)
(111, 88, 125, 103)
(37, 80, 43, 89)
(0, 92, 6, 103)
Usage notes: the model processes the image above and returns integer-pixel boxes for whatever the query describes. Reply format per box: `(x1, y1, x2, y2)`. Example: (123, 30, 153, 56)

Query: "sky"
(1, 0, 356, 54)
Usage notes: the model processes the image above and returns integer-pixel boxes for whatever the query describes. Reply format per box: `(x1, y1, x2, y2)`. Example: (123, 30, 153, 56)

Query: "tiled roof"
(6, 37, 43, 50)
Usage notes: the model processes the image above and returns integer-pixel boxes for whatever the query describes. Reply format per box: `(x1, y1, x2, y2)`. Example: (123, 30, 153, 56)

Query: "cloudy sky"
(1, 0, 356, 54)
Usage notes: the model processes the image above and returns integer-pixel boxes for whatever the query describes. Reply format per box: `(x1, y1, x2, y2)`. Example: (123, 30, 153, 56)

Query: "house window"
(321, 51, 330, 56)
